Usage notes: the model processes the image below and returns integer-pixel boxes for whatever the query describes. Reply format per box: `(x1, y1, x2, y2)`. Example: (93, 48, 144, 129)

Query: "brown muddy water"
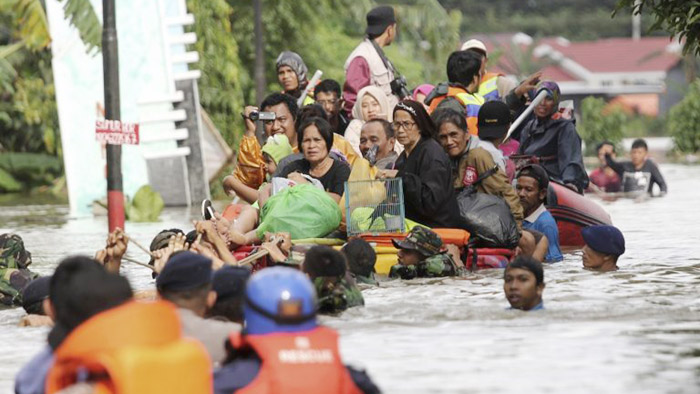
(0, 163, 698, 393)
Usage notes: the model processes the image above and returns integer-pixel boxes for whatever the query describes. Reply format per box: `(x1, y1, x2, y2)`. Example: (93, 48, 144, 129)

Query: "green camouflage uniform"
(389, 226, 466, 280)
(353, 273, 379, 287)
(0, 234, 39, 306)
(313, 273, 364, 314)
(389, 253, 465, 279)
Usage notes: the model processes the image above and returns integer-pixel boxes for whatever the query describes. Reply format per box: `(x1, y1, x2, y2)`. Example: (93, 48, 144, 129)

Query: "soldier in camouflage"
(302, 245, 365, 315)
(0, 233, 39, 306)
(389, 226, 466, 279)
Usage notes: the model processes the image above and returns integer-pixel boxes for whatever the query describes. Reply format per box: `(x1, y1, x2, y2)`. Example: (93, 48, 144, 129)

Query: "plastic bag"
(257, 184, 342, 240)
(456, 188, 519, 248)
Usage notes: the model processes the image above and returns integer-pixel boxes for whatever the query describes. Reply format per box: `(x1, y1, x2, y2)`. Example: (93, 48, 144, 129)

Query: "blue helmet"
(243, 267, 318, 335)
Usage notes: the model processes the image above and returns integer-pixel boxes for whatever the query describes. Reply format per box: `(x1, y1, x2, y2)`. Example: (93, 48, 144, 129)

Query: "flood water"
(1, 163, 699, 393)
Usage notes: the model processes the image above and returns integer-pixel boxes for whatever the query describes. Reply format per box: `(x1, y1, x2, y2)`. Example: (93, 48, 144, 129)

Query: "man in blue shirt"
(504, 256, 545, 311)
(516, 164, 563, 262)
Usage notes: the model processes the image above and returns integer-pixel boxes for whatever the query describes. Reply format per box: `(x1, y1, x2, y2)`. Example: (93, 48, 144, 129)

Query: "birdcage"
(344, 178, 405, 236)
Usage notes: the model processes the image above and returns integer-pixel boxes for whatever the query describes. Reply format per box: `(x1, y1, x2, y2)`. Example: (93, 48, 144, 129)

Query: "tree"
(667, 79, 700, 153)
(578, 96, 627, 155)
(614, 0, 700, 55)
(0, 0, 101, 192)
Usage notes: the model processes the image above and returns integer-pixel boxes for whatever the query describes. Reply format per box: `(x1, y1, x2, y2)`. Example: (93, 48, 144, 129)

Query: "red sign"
(96, 119, 140, 145)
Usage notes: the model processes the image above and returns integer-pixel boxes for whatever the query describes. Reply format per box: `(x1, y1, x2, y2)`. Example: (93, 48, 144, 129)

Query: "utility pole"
(102, 0, 125, 232)
(254, 0, 265, 105)
(632, 0, 641, 41)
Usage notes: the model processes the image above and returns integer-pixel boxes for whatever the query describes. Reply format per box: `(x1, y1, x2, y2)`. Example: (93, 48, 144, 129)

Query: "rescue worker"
(19, 275, 53, 327)
(208, 266, 251, 324)
(343, 5, 400, 116)
(341, 238, 379, 287)
(0, 233, 38, 306)
(425, 50, 485, 135)
(156, 251, 240, 365)
(504, 256, 545, 311)
(582, 225, 626, 272)
(516, 81, 589, 192)
(461, 39, 516, 102)
(213, 267, 380, 393)
(15, 256, 133, 394)
(389, 226, 466, 279)
(516, 164, 564, 262)
(302, 245, 364, 314)
(276, 51, 315, 106)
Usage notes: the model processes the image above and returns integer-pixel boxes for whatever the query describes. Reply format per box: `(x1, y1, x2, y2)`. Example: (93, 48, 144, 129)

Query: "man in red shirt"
(588, 141, 621, 193)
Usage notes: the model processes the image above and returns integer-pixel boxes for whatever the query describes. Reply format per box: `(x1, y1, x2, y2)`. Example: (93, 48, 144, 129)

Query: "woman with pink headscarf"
(412, 84, 434, 111)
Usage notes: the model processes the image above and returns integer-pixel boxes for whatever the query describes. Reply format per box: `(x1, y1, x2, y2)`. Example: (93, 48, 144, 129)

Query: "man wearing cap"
(389, 226, 465, 279)
(214, 267, 380, 393)
(343, 5, 400, 117)
(582, 225, 625, 272)
(516, 164, 563, 262)
(207, 266, 251, 324)
(156, 251, 240, 364)
(504, 256, 546, 311)
(461, 39, 516, 102)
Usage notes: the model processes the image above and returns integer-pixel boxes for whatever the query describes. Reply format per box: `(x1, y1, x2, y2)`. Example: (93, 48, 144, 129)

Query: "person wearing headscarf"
(344, 85, 394, 155)
(412, 84, 434, 111)
(276, 51, 314, 105)
(378, 100, 461, 229)
(517, 81, 589, 192)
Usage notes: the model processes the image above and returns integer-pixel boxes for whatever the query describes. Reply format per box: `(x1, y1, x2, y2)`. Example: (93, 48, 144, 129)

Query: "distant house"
(471, 33, 686, 116)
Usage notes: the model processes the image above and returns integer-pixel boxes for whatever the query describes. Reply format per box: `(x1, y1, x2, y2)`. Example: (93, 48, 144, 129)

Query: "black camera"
(390, 76, 410, 99)
(248, 111, 276, 121)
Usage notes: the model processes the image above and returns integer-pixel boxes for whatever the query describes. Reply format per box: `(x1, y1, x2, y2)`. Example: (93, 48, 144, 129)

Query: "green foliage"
(579, 96, 627, 155)
(614, 0, 700, 55)
(187, 0, 246, 147)
(59, 0, 102, 55)
(126, 185, 165, 222)
(667, 79, 700, 153)
(442, 0, 659, 41)
(0, 152, 63, 190)
(0, 167, 22, 192)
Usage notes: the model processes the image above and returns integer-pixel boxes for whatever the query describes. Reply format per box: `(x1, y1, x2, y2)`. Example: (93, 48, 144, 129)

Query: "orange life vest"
(46, 300, 212, 394)
(427, 85, 483, 136)
(230, 326, 363, 394)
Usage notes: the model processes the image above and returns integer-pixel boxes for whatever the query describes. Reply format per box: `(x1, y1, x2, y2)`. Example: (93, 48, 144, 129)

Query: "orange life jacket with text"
(230, 326, 362, 394)
(46, 300, 212, 394)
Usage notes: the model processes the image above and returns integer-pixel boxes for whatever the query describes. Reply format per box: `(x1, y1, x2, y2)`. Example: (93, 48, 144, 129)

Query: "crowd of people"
(6, 4, 666, 393)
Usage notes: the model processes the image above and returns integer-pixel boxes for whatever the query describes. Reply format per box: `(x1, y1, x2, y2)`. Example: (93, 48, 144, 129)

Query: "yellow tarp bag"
(338, 158, 387, 232)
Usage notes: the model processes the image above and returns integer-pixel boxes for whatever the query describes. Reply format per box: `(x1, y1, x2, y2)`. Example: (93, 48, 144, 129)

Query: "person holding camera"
(226, 93, 299, 193)
(343, 5, 406, 118)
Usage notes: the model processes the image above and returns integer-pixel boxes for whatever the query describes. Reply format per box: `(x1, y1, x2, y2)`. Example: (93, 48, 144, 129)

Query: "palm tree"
(1, 0, 101, 85)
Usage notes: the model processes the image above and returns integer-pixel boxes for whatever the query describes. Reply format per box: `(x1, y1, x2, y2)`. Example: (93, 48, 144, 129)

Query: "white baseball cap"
(461, 39, 487, 55)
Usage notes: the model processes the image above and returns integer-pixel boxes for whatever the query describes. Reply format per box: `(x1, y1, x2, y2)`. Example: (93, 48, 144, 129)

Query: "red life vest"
(230, 326, 363, 394)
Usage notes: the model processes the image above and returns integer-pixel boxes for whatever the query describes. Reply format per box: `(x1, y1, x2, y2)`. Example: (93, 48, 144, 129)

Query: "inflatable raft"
(547, 181, 612, 247)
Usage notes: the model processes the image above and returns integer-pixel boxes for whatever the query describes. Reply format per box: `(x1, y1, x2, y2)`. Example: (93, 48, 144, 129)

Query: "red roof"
(470, 34, 681, 80)
(545, 37, 681, 73)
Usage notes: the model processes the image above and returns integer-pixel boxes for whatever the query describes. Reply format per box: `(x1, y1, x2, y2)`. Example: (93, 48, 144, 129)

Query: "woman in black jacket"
(378, 100, 461, 228)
